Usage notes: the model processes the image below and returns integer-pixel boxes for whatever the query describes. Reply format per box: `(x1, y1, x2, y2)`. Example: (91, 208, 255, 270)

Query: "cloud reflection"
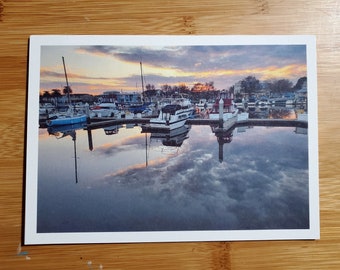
(38, 125, 309, 232)
(95, 126, 309, 230)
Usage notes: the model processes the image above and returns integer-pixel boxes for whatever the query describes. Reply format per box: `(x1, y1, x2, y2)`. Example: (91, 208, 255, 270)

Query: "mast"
(62, 56, 71, 104)
(140, 61, 145, 98)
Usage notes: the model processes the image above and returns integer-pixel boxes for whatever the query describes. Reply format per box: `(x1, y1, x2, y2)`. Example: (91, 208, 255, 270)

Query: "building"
(100, 90, 143, 105)
(233, 81, 242, 95)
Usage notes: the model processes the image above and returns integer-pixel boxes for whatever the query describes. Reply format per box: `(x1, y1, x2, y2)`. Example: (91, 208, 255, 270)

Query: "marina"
(38, 116, 309, 233)
(37, 100, 310, 233)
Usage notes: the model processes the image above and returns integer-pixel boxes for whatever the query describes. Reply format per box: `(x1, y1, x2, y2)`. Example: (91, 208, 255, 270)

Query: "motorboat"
(91, 103, 123, 118)
(39, 103, 57, 121)
(208, 98, 238, 121)
(149, 99, 194, 130)
(195, 99, 214, 112)
(246, 96, 257, 107)
(234, 98, 245, 109)
(256, 97, 269, 107)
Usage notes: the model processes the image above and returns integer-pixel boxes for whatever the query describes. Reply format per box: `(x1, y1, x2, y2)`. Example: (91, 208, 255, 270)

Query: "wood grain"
(1, 0, 340, 269)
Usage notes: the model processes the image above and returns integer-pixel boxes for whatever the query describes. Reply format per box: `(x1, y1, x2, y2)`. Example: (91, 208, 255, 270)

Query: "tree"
(229, 85, 235, 95)
(51, 89, 62, 104)
(51, 89, 62, 97)
(267, 79, 293, 94)
(293, 77, 307, 90)
(161, 84, 172, 92)
(42, 90, 51, 98)
(240, 76, 261, 96)
(41, 91, 51, 102)
(39, 91, 51, 102)
(63, 85, 72, 95)
(205, 81, 215, 90)
(191, 81, 215, 92)
(177, 83, 190, 93)
(144, 89, 157, 98)
(145, 83, 155, 91)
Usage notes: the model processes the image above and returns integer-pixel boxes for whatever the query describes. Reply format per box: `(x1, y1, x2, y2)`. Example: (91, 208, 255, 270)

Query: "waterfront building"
(100, 90, 143, 105)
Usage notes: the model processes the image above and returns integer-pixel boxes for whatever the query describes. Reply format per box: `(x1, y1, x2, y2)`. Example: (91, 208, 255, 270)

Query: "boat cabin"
(161, 104, 182, 114)
(211, 98, 235, 113)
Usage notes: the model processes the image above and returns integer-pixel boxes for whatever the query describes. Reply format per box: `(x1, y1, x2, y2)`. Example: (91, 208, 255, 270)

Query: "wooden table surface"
(1, 0, 339, 269)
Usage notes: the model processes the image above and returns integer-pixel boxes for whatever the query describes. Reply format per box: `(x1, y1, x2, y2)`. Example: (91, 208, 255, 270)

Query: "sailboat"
(46, 57, 87, 127)
(127, 61, 152, 114)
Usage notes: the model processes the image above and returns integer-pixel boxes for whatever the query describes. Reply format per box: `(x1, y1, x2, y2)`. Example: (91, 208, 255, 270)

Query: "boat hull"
(47, 115, 87, 126)
(149, 118, 188, 130)
(150, 107, 193, 130)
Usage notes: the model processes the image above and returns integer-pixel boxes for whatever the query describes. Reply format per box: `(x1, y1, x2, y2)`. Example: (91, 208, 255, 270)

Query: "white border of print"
(25, 35, 319, 245)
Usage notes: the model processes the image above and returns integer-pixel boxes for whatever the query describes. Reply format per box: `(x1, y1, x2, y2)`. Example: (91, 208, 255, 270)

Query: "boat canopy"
(161, 104, 182, 114)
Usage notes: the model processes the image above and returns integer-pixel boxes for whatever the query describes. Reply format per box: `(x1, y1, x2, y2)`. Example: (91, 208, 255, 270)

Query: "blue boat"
(46, 114, 87, 127)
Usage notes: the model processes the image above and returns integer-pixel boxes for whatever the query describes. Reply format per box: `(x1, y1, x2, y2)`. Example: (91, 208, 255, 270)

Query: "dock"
(86, 117, 308, 131)
(236, 118, 308, 128)
(86, 117, 150, 130)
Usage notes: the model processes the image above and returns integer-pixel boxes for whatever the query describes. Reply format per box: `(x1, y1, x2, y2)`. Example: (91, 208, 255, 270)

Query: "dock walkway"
(86, 117, 308, 130)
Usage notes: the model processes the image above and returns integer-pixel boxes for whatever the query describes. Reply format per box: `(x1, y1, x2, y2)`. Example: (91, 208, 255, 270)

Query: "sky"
(40, 44, 307, 96)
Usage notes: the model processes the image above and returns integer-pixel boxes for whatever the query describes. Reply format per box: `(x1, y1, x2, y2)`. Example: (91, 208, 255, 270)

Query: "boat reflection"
(149, 124, 191, 147)
(103, 125, 123, 135)
(42, 110, 310, 190)
(47, 122, 85, 137)
(47, 123, 85, 184)
(85, 106, 308, 164)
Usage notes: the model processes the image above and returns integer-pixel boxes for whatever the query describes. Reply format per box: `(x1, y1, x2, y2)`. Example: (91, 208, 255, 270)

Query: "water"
(37, 116, 309, 233)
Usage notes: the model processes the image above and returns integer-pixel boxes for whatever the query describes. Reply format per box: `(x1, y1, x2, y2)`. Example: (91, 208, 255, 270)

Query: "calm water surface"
(37, 121, 309, 232)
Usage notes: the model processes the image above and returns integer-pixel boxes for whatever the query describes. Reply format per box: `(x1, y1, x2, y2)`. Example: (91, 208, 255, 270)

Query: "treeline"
(236, 76, 307, 97)
(40, 75, 307, 104)
(143, 76, 307, 99)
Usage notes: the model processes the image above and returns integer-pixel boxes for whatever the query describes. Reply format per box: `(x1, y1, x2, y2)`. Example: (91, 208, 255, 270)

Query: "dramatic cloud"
(41, 44, 307, 93)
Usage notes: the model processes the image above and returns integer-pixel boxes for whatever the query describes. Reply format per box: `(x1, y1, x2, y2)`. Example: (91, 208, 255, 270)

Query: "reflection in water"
(214, 128, 233, 163)
(37, 115, 309, 233)
(47, 123, 85, 184)
(149, 124, 191, 147)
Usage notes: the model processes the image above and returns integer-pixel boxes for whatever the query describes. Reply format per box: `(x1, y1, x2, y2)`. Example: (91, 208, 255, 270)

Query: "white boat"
(208, 98, 238, 121)
(247, 96, 257, 107)
(91, 103, 123, 118)
(39, 103, 57, 121)
(234, 98, 245, 109)
(150, 100, 194, 130)
(256, 97, 269, 107)
(196, 99, 214, 112)
(208, 98, 240, 130)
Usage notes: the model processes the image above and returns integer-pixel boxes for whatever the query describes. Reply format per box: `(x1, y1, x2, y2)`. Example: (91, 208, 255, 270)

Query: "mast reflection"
(48, 123, 84, 183)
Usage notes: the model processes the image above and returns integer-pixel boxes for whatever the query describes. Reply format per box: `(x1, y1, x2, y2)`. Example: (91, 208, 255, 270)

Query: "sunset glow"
(40, 44, 307, 95)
